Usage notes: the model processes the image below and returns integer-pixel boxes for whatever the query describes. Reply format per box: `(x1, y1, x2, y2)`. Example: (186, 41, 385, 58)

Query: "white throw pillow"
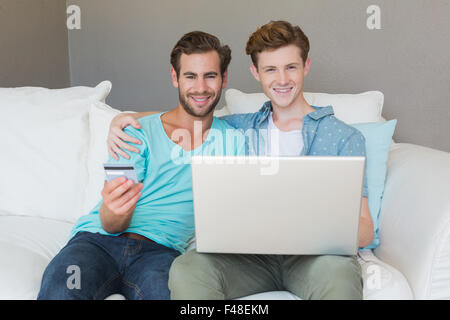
(83, 102, 123, 214)
(0, 81, 111, 223)
(0, 81, 111, 104)
(225, 88, 384, 124)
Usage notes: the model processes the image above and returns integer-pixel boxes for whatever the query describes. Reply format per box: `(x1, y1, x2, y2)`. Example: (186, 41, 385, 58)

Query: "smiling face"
(171, 50, 227, 118)
(250, 44, 310, 109)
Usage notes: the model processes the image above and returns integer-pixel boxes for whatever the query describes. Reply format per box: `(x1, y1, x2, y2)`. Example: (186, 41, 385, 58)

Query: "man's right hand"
(99, 176, 144, 234)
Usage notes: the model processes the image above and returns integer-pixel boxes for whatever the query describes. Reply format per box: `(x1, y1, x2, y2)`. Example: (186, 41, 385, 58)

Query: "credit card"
(103, 163, 138, 184)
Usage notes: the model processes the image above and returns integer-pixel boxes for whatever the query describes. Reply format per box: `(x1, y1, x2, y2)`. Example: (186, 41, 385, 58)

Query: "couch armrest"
(374, 143, 450, 299)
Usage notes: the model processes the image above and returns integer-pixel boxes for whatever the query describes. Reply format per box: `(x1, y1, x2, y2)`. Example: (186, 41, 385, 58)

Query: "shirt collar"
(307, 105, 335, 120)
(257, 100, 334, 124)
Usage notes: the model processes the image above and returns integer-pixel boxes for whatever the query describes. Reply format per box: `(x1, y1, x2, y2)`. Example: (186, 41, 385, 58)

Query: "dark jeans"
(37, 231, 179, 300)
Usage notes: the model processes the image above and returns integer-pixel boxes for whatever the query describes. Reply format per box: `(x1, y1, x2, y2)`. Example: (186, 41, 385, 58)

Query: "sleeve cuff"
(362, 188, 369, 198)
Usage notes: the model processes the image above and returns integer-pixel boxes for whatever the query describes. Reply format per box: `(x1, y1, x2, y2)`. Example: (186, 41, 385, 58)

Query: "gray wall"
(67, 0, 450, 152)
(0, 0, 70, 88)
(1, 1, 449, 152)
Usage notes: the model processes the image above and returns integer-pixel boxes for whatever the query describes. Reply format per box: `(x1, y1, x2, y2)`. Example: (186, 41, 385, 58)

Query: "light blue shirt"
(71, 113, 245, 253)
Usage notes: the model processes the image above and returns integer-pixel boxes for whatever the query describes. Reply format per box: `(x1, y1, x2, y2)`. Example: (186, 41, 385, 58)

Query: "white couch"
(1, 82, 449, 300)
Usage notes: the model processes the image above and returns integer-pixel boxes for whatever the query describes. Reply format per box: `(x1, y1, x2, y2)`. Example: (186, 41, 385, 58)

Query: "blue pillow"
(350, 120, 397, 250)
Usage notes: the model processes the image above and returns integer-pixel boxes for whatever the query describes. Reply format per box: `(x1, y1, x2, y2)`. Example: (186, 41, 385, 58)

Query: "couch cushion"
(0, 214, 74, 299)
(0, 241, 50, 300)
(237, 291, 301, 300)
(350, 120, 398, 249)
(225, 89, 384, 124)
(0, 81, 111, 223)
(0, 215, 74, 261)
(358, 250, 413, 299)
(84, 102, 122, 213)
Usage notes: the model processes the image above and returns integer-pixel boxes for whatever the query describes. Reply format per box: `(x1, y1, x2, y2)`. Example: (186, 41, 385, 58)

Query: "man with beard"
(37, 31, 245, 300)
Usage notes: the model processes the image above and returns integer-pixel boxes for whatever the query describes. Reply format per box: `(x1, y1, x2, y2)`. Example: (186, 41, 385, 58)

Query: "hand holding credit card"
(103, 163, 139, 183)
(101, 163, 143, 232)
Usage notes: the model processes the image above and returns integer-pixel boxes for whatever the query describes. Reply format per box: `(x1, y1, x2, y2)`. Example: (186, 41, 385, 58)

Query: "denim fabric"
(220, 101, 369, 197)
(37, 231, 179, 300)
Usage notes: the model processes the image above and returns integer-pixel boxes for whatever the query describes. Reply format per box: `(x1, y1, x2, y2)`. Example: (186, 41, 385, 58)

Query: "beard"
(179, 89, 222, 118)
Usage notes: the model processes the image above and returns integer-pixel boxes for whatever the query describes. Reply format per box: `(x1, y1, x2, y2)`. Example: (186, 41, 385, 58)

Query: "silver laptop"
(191, 156, 366, 256)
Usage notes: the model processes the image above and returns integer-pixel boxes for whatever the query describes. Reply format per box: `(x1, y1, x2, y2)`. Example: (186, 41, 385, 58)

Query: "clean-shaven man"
(38, 31, 244, 300)
(107, 21, 373, 300)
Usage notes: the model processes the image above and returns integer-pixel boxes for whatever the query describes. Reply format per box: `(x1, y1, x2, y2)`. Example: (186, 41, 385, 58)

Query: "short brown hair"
(170, 31, 232, 78)
(245, 20, 310, 68)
